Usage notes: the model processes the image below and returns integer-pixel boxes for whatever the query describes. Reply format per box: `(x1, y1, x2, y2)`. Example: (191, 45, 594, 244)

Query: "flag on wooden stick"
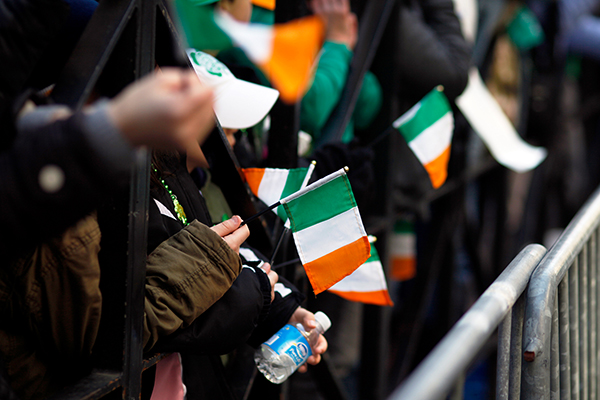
(280, 168, 370, 294)
(393, 87, 454, 189)
(328, 236, 393, 306)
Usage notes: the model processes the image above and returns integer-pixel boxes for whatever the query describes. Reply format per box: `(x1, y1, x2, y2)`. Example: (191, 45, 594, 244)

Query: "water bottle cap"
(314, 311, 331, 332)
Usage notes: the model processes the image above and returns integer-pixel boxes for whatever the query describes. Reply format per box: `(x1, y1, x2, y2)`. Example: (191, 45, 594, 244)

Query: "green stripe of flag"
(283, 174, 356, 232)
(393, 219, 414, 234)
(276, 168, 308, 221)
(174, 0, 233, 51)
(367, 245, 380, 263)
(395, 89, 451, 143)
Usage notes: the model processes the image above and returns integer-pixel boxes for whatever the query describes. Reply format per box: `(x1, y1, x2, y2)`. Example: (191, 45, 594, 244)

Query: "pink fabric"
(150, 353, 186, 400)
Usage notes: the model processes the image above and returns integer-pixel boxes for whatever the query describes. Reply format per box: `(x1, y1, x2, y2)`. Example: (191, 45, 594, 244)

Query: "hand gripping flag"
(173, 0, 324, 103)
(242, 167, 310, 222)
(393, 87, 454, 189)
(328, 236, 393, 306)
(280, 168, 371, 294)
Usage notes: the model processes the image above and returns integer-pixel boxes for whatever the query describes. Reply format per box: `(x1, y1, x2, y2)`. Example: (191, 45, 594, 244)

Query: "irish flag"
(242, 167, 309, 221)
(393, 87, 454, 189)
(251, 0, 275, 10)
(173, 0, 324, 103)
(389, 219, 416, 281)
(328, 236, 393, 306)
(281, 168, 371, 294)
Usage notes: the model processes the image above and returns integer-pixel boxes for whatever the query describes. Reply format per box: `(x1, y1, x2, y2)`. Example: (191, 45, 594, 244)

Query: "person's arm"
(353, 71, 383, 130)
(149, 264, 273, 355)
(396, 0, 471, 101)
(0, 70, 214, 259)
(301, 0, 358, 137)
(300, 42, 353, 136)
(143, 220, 243, 351)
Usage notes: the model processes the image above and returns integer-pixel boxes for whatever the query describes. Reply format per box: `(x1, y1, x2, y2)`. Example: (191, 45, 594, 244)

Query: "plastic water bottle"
(254, 311, 331, 384)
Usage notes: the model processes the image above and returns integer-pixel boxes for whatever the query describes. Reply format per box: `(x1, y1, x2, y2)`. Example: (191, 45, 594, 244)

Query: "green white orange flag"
(251, 0, 275, 10)
(328, 236, 393, 306)
(393, 87, 454, 189)
(280, 168, 371, 294)
(389, 219, 416, 281)
(173, 0, 324, 103)
(242, 167, 309, 222)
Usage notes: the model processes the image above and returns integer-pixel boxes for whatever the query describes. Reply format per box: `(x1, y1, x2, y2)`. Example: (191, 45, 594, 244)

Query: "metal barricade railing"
(521, 185, 600, 399)
(387, 184, 600, 400)
(386, 243, 547, 400)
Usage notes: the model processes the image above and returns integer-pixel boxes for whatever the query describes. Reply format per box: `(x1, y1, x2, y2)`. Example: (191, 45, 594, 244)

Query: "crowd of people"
(3, 0, 600, 399)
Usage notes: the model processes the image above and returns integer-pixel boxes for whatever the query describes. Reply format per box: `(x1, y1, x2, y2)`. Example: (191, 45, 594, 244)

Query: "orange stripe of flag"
(423, 146, 451, 188)
(391, 257, 416, 281)
(258, 16, 325, 103)
(303, 236, 370, 295)
(328, 289, 394, 306)
(243, 168, 265, 197)
(251, 0, 275, 10)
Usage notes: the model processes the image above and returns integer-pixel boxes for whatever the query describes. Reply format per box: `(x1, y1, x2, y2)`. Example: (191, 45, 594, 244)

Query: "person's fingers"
(267, 270, 278, 287)
(261, 262, 272, 274)
(223, 223, 250, 247)
(210, 215, 242, 237)
(314, 335, 328, 354)
(306, 354, 321, 365)
(303, 314, 317, 330)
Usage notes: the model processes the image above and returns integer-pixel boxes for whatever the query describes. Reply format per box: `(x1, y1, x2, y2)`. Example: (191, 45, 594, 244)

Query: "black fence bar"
(121, 1, 157, 397)
(51, 0, 137, 108)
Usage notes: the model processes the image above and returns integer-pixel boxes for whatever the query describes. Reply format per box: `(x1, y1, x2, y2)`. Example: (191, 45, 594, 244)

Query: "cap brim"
(213, 79, 279, 130)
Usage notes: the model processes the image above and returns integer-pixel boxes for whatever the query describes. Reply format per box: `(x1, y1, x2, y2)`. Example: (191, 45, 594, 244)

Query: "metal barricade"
(386, 244, 547, 400)
(522, 185, 600, 400)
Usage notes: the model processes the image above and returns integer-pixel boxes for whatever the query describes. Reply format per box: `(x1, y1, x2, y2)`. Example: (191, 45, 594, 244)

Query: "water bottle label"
(264, 324, 312, 367)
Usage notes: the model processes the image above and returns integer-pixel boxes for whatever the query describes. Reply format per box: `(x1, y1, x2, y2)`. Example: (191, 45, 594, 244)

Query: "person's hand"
(309, 0, 358, 50)
(210, 215, 250, 253)
(288, 307, 328, 372)
(260, 263, 278, 302)
(107, 68, 215, 150)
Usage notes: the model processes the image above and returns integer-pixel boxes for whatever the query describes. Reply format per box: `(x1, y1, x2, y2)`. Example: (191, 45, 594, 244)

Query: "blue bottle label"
(264, 324, 312, 367)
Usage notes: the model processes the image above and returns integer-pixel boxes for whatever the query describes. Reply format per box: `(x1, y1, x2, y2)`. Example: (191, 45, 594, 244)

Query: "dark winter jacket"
(0, 106, 136, 261)
(0, 0, 69, 143)
(396, 0, 471, 107)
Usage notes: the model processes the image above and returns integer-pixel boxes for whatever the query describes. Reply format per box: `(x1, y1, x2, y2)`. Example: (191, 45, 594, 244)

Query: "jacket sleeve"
(0, 106, 136, 261)
(143, 220, 243, 351)
(149, 265, 272, 355)
(396, 0, 471, 101)
(300, 41, 382, 139)
(300, 41, 353, 136)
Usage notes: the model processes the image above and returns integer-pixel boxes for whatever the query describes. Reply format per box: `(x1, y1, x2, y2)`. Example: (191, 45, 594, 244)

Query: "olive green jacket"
(0, 217, 241, 399)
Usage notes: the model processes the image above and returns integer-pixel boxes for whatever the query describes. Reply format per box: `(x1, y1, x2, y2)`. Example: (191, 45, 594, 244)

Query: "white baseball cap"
(187, 49, 279, 130)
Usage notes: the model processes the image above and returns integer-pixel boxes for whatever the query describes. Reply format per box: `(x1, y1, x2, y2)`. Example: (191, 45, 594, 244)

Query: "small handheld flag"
(393, 86, 454, 189)
(280, 168, 371, 294)
(172, 1, 325, 103)
(328, 236, 394, 306)
(242, 166, 311, 222)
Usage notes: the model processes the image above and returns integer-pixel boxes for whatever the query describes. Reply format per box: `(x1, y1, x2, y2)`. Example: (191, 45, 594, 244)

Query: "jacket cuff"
(246, 265, 272, 324)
